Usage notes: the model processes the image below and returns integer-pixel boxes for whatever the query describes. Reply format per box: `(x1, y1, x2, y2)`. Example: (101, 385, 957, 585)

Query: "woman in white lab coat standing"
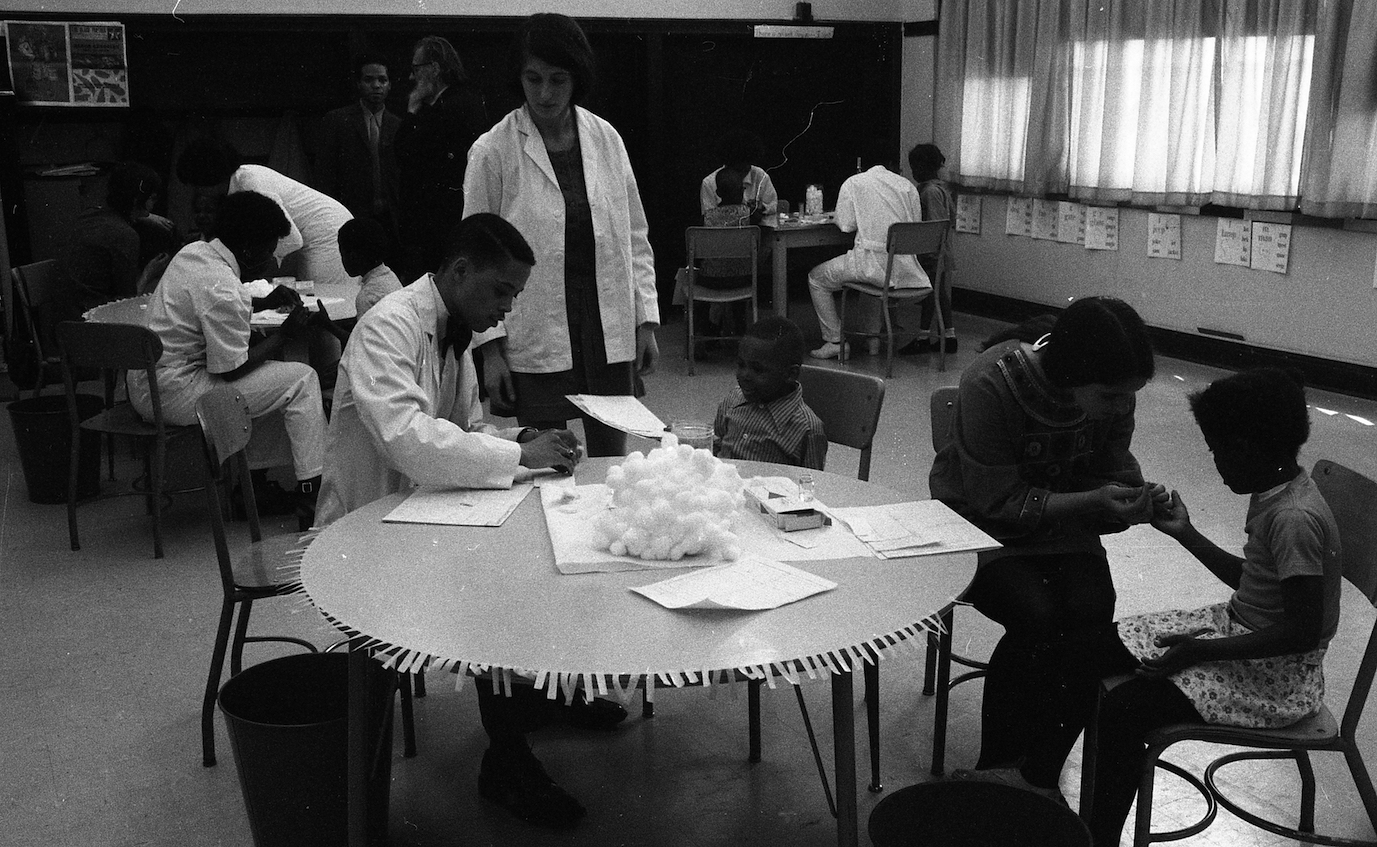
(464, 12, 659, 457)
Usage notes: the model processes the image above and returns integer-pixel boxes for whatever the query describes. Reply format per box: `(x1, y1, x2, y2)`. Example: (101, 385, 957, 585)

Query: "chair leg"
(930, 608, 955, 776)
(934, 276, 948, 373)
(1295, 750, 1317, 833)
(641, 687, 654, 719)
(864, 657, 882, 792)
(413, 670, 426, 697)
(399, 673, 417, 758)
(923, 629, 938, 695)
(230, 598, 253, 676)
(203, 599, 236, 767)
(150, 437, 166, 559)
(1344, 742, 1377, 834)
(1133, 741, 1167, 847)
(748, 678, 762, 763)
(67, 423, 81, 552)
(686, 295, 696, 376)
(838, 289, 849, 364)
(880, 293, 895, 378)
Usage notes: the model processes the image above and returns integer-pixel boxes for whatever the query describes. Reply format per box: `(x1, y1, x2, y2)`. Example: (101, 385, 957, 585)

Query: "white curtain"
(936, 0, 1316, 209)
(1299, 0, 1377, 218)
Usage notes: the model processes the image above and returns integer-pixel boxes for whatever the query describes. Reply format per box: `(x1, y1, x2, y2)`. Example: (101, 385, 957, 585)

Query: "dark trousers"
(476, 681, 567, 751)
(965, 552, 1138, 779)
(1086, 676, 1202, 845)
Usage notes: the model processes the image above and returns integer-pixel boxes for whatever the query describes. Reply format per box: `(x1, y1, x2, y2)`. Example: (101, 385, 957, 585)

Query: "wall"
(953, 198, 1377, 370)
(5, 0, 910, 20)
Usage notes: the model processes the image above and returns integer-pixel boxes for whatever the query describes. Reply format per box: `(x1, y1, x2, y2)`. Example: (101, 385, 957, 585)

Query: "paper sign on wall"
(1084, 207, 1120, 251)
(1005, 197, 1033, 237)
(1032, 199, 1060, 240)
(1249, 222, 1291, 274)
(1056, 202, 1087, 244)
(1147, 213, 1182, 259)
(955, 195, 982, 234)
(4, 20, 128, 106)
(1214, 218, 1252, 267)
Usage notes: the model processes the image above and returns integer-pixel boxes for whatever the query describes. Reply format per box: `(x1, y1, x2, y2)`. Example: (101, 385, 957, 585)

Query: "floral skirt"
(1117, 602, 1326, 728)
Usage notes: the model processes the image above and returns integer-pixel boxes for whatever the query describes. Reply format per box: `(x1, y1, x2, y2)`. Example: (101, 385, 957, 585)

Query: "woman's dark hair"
(1189, 368, 1310, 459)
(176, 137, 242, 187)
(413, 36, 467, 87)
(1039, 296, 1154, 388)
(215, 191, 290, 253)
(441, 212, 536, 270)
(507, 13, 597, 105)
(338, 217, 391, 265)
(107, 162, 162, 217)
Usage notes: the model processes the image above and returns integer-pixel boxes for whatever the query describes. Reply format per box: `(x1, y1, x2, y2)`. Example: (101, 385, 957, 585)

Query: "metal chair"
(10, 260, 66, 396)
(745, 365, 888, 790)
(683, 225, 760, 375)
(837, 220, 949, 377)
(1084, 458, 1377, 846)
(55, 320, 201, 559)
(923, 385, 991, 775)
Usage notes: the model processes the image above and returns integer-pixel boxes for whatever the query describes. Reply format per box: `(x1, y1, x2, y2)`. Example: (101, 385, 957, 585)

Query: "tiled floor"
(3, 305, 1374, 846)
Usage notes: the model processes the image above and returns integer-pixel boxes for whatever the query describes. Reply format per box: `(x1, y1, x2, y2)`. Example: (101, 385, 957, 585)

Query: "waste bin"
(868, 780, 1091, 846)
(218, 652, 395, 847)
(7, 394, 102, 504)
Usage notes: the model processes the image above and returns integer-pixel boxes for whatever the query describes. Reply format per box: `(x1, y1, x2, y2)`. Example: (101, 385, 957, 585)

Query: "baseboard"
(953, 289, 1377, 400)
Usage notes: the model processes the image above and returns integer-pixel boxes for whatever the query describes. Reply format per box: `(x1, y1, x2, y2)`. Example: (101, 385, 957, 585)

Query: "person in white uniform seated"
(316, 212, 624, 830)
(805, 146, 931, 360)
(130, 190, 326, 522)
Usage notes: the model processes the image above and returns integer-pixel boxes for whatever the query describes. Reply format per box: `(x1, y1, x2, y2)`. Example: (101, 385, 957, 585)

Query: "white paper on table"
(541, 483, 871, 574)
(250, 295, 349, 326)
(383, 484, 533, 526)
(630, 555, 837, 610)
(828, 500, 1001, 559)
(565, 394, 667, 440)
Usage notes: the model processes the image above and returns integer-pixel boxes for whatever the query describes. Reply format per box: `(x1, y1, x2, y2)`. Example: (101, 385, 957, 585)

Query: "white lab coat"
(229, 164, 353, 288)
(462, 105, 659, 373)
(315, 276, 524, 527)
(821, 166, 930, 290)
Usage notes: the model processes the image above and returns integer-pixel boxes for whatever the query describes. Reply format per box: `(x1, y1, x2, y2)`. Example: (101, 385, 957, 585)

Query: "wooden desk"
(298, 458, 980, 847)
(771, 220, 854, 318)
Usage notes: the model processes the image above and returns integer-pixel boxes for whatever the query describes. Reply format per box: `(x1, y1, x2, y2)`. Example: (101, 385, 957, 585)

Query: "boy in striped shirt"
(713, 316, 827, 469)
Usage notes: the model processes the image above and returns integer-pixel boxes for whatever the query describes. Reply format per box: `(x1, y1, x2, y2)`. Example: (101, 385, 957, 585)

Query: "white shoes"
(809, 341, 846, 360)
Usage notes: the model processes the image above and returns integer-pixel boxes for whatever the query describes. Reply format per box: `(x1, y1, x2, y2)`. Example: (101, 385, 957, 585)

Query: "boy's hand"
(1099, 483, 1153, 525)
(280, 305, 313, 338)
(1150, 490, 1192, 537)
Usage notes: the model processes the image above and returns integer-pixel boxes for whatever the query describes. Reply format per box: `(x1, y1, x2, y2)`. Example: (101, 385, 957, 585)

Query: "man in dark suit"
(396, 35, 489, 279)
(316, 53, 401, 239)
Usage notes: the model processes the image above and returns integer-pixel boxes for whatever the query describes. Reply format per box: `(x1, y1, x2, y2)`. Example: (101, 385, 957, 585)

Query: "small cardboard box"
(744, 484, 831, 532)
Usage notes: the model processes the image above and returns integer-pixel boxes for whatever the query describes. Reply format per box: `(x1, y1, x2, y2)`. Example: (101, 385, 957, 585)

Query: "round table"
(299, 458, 981, 847)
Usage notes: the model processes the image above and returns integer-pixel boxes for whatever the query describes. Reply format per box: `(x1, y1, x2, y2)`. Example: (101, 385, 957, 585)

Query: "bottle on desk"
(805, 184, 824, 217)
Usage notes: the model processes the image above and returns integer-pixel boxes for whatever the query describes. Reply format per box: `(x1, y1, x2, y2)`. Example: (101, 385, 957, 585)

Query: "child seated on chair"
(712, 316, 827, 469)
(682, 166, 754, 339)
(988, 368, 1341, 844)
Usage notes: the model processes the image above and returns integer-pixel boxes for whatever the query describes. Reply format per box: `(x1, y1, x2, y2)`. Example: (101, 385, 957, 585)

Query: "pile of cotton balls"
(593, 433, 745, 561)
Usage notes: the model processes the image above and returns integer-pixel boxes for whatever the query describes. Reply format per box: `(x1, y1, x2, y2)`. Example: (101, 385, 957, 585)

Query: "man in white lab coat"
(316, 212, 612, 829)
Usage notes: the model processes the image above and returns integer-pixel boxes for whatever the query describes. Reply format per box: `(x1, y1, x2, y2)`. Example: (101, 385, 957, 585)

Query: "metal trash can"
(868, 780, 1091, 846)
(218, 653, 394, 847)
(6, 394, 102, 504)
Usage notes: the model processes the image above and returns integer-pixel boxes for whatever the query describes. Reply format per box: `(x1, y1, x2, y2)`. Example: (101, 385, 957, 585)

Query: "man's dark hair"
(715, 167, 746, 206)
(1040, 296, 1155, 389)
(215, 191, 291, 252)
(441, 213, 535, 270)
(507, 13, 597, 105)
(1190, 368, 1310, 459)
(745, 315, 806, 367)
(338, 217, 391, 265)
(176, 137, 242, 187)
(908, 143, 946, 178)
(413, 35, 468, 87)
(353, 52, 391, 80)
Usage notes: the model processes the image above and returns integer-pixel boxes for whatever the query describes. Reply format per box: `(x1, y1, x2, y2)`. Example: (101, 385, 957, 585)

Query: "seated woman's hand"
(280, 305, 313, 338)
(256, 285, 302, 312)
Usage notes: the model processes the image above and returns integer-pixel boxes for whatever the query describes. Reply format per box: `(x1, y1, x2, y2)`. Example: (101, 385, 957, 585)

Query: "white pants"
(134, 361, 326, 481)
(808, 248, 929, 344)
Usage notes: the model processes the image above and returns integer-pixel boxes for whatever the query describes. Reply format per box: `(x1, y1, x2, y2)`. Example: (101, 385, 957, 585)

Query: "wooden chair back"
(196, 385, 261, 557)
(56, 320, 167, 430)
(798, 364, 886, 481)
(686, 225, 761, 263)
(11, 260, 63, 395)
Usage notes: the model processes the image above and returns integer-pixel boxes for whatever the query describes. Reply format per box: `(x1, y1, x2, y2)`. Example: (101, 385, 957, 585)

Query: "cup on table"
(669, 420, 714, 453)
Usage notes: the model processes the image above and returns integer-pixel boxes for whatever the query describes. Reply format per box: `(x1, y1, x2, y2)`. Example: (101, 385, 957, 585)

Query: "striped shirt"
(714, 383, 827, 470)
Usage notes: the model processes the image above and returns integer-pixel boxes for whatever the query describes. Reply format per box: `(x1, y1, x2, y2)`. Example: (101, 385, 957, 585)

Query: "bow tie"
(440, 316, 472, 359)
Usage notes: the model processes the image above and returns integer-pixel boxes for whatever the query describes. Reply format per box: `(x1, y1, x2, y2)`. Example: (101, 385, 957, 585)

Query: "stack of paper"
(828, 500, 1001, 559)
(630, 555, 836, 610)
(566, 394, 667, 439)
(383, 484, 533, 526)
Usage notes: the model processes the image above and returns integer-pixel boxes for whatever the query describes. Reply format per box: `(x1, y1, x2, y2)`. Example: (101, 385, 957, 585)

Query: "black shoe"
(563, 695, 628, 731)
(897, 338, 932, 356)
(943, 336, 959, 353)
(478, 746, 586, 829)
